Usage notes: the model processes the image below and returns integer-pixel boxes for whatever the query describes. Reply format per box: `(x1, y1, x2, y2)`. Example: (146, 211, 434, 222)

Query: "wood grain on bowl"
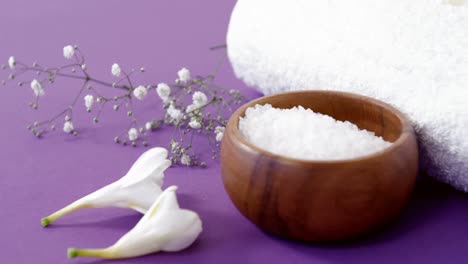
(220, 91, 418, 242)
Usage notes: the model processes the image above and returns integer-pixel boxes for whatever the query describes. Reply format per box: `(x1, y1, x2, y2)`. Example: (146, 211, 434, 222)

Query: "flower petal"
(120, 147, 171, 187)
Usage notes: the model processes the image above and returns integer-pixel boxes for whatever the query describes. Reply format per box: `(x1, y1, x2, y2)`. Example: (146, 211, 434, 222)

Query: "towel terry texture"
(227, 0, 468, 191)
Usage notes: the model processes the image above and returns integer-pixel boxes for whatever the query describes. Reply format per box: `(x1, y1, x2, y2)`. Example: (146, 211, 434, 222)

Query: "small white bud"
(192, 91, 208, 107)
(8, 56, 16, 69)
(167, 105, 183, 122)
(215, 132, 224, 142)
(215, 126, 225, 142)
(156, 83, 171, 101)
(145, 121, 154, 131)
(63, 121, 74, 133)
(177, 67, 191, 83)
(111, 63, 121, 77)
(30, 79, 45, 97)
(133, 85, 148, 100)
(128, 128, 139, 141)
(189, 119, 201, 129)
(214, 126, 225, 134)
(63, 45, 75, 59)
(84, 94, 94, 111)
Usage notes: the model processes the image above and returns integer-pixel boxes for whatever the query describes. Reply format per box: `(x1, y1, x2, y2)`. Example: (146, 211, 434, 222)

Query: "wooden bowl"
(220, 90, 418, 242)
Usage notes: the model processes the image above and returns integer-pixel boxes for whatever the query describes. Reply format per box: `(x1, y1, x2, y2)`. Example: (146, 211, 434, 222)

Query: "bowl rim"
(226, 90, 415, 165)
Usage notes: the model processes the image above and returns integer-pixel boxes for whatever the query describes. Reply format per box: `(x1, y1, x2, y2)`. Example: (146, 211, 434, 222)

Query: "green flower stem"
(68, 247, 116, 259)
(41, 201, 90, 227)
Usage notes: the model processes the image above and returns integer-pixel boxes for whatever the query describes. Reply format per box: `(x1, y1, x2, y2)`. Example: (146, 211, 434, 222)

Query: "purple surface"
(1, 1, 468, 263)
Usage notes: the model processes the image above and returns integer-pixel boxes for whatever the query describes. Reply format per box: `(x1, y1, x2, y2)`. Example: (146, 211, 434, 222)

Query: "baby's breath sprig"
(1, 45, 244, 167)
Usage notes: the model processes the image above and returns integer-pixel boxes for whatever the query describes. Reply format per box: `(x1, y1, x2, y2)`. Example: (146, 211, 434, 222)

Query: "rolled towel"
(227, 0, 468, 191)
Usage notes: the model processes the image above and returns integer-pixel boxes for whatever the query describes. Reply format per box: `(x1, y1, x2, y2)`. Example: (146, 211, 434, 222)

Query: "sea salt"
(239, 104, 392, 160)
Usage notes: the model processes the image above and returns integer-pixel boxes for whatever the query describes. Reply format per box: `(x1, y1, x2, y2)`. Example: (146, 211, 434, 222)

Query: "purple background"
(1, 1, 467, 263)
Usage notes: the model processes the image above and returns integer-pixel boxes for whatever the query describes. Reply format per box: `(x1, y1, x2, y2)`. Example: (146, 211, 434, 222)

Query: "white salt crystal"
(239, 104, 392, 160)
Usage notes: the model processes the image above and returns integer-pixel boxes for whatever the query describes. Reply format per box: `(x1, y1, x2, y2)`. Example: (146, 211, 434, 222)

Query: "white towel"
(227, 0, 468, 191)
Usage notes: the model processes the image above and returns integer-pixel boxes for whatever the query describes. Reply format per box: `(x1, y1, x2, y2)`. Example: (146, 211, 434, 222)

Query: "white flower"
(81, 64, 87, 70)
(67, 186, 202, 259)
(156, 83, 171, 100)
(188, 119, 201, 129)
(145, 121, 153, 131)
(215, 126, 225, 134)
(111, 63, 121, 77)
(30, 79, 45, 97)
(177, 67, 191, 83)
(63, 45, 75, 59)
(41, 147, 172, 227)
(215, 132, 224, 142)
(215, 126, 225, 142)
(132, 85, 147, 100)
(128, 128, 139, 141)
(8, 56, 15, 69)
(185, 104, 198, 114)
(84, 94, 94, 111)
(192, 91, 208, 107)
(167, 105, 183, 122)
(63, 121, 74, 133)
(181, 154, 191, 166)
